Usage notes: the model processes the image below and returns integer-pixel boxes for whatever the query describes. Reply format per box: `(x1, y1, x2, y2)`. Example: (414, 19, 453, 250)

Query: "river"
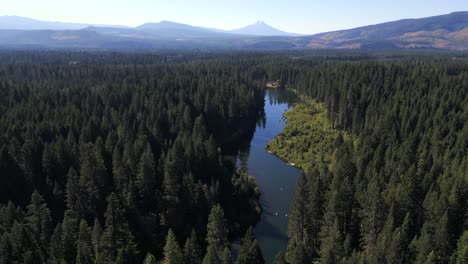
(236, 88, 302, 263)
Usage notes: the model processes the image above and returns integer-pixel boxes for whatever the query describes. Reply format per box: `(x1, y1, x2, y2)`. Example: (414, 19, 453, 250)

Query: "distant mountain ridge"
(0, 12, 466, 50)
(0, 15, 128, 30)
(230, 21, 301, 36)
(0, 15, 298, 36)
(304, 11, 468, 50)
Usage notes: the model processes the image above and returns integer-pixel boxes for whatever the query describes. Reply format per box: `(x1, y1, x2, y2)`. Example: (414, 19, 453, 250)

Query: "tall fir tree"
(184, 228, 202, 264)
(76, 219, 94, 264)
(236, 226, 264, 264)
(25, 191, 53, 262)
(162, 229, 184, 264)
(203, 205, 230, 264)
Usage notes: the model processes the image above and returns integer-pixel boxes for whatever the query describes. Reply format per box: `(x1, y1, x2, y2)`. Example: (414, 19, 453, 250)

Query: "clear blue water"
(237, 89, 302, 263)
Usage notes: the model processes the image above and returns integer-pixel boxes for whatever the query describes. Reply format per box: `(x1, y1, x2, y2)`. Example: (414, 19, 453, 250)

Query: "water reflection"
(234, 89, 302, 263)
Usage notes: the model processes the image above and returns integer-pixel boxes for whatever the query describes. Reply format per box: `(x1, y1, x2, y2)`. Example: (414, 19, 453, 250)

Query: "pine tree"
(143, 253, 157, 264)
(206, 205, 229, 248)
(288, 174, 308, 241)
(61, 211, 79, 264)
(184, 229, 202, 264)
(161, 146, 182, 228)
(136, 144, 156, 208)
(305, 169, 325, 257)
(372, 206, 395, 263)
(285, 236, 307, 264)
(452, 231, 468, 264)
(91, 218, 102, 261)
(432, 210, 453, 262)
(360, 176, 386, 253)
(319, 219, 344, 264)
(319, 143, 356, 262)
(203, 246, 220, 264)
(112, 147, 126, 193)
(25, 191, 53, 262)
(162, 229, 184, 264)
(76, 219, 94, 264)
(386, 213, 412, 264)
(79, 142, 109, 221)
(203, 205, 230, 264)
(220, 248, 232, 264)
(237, 226, 264, 264)
(100, 193, 136, 263)
(49, 223, 64, 264)
(66, 168, 85, 218)
(0, 234, 13, 264)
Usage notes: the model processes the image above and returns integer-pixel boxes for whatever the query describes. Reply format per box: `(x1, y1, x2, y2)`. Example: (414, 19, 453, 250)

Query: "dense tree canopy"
(272, 57, 468, 263)
(0, 51, 266, 263)
(0, 50, 466, 263)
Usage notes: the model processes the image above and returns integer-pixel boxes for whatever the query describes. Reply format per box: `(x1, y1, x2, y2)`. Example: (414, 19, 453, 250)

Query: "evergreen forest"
(0, 51, 466, 264)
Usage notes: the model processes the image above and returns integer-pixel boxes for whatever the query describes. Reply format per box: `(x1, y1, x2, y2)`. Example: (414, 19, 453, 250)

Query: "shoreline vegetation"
(266, 94, 352, 173)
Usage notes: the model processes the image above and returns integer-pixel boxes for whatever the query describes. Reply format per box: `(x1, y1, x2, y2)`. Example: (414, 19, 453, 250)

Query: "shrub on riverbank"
(266, 97, 351, 172)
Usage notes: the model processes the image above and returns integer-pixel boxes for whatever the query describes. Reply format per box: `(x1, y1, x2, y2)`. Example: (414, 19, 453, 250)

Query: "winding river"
(236, 89, 302, 263)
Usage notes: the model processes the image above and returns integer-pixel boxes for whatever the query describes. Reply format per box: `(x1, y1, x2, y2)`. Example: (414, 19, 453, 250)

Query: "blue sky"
(2, 0, 467, 34)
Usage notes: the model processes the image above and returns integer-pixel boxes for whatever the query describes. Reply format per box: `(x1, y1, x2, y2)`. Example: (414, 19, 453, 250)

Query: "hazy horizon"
(2, 0, 467, 34)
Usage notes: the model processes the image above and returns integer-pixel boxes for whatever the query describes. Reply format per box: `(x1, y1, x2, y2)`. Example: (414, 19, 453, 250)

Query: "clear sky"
(2, 0, 467, 34)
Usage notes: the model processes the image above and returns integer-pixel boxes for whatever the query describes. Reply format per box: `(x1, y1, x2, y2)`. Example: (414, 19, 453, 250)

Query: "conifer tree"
(305, 170, 325, 257)
(452, 231, 468, 264)
(61, 211, 79, 263)
(319, 219, 344, 264)
(91, 218, 102, 261)
(143, 253, 157, 264)
(76, 219, 94, 264)
(100, 193, 137, 263)
(162, 229, 184, 264)
(288, 174, 308, 241)
(136, 144, 156, 207)
(184, 229, 202, 264)
(49, 223, 64, 264)
(203, 205, 230, 264)
(285, 236, 307, 264)
(25, 191, 53, 262)
(237, 226, 264, 264)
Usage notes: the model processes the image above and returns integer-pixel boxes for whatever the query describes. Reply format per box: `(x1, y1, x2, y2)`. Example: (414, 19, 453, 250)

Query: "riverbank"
(266, 96, 351, 172)
(235, 89, 302, 263)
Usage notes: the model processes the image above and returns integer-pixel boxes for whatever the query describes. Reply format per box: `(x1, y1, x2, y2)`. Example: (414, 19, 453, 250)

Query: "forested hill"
(0, 52, 266, 263)
(269, 58, 468, 263)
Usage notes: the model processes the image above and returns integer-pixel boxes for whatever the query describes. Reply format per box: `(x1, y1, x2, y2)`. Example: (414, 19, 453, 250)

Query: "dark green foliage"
(99, 193, 138, 263)
(76, 220, 93, 264)
(236, 227, 264, 264)
(203, 205, 231, 264)
(452, 231, 468, 264)
(143, 253, 157, 264)
(275, 55, 468, 263)
(319, 219, 344, 264)
(205, 205, 229, 249)
(184, 229, 202, 264)
(273, 251, 288, 264)
(0, 51, 266, 263)
(162, 229, 184, 264)
(0, 51, 466, 264)
(25, 191, 53, 262)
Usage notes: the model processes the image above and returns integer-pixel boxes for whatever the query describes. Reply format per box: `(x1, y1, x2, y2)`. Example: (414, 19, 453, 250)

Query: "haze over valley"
(0, 11, 467, 50)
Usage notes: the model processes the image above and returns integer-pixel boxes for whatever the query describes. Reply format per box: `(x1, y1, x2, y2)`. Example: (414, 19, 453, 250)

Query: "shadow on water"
(225, 88, 302, 263)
